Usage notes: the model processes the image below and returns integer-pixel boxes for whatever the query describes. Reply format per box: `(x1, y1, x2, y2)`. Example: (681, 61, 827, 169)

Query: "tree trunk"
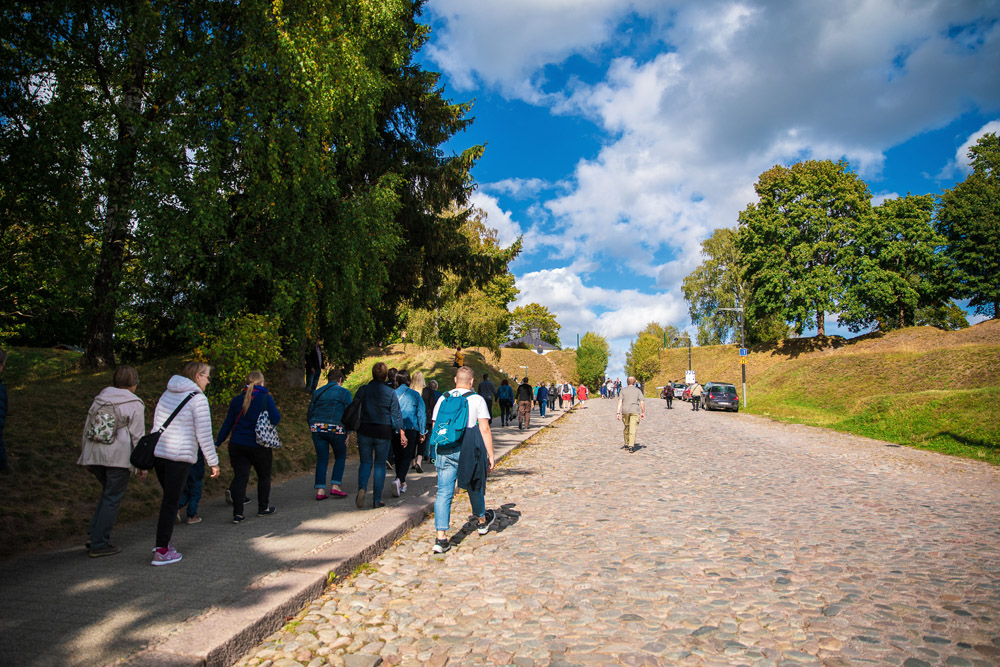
(816, 309, 825, 337)
(82, 13, 146, 368)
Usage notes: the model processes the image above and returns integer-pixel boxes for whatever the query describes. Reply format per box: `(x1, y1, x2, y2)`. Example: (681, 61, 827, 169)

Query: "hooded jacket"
(77, 386, 146, 469)
(152, 375, 219, 466)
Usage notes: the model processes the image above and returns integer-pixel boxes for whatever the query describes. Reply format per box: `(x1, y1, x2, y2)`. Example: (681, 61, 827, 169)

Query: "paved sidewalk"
(235, 398, 1000, 666)
(0, 405, 566, 667)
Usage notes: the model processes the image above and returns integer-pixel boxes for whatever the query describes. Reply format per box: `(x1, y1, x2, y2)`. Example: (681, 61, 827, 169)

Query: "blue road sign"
(739, 348, 748, 356)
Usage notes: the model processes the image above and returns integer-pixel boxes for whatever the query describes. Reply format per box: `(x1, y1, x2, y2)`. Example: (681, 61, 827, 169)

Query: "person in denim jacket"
(308, 369, 352, 500)
(391, 369, 426, 498)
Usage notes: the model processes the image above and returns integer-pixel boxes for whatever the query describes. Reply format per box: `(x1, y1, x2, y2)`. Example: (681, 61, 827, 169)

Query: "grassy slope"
(651, 321, 1000, 464)
(0, 345, 504, 560)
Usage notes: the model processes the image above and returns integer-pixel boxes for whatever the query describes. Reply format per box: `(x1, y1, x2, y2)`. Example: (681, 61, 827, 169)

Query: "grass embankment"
(0, 344, 502, 560)
(496, 348, 577, 386)
(652, 321, 1000, 464)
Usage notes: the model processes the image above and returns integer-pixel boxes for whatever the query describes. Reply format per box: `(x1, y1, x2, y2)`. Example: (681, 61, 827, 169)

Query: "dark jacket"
(422, 387, 441, 425)
(515, 382, 533, 402)
(307, 382, 352, 427)
(536, 385, 549, 403)
(496, 384, 514, 404)
(477, 379, 496, 401)
(305, 344, 322, 372)
(216, 386, 281, 448)
(357, 381, 403, 439)
(457, 422, 487, 493)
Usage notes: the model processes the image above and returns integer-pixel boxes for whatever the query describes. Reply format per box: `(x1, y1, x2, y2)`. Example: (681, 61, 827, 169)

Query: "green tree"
(635, 322, 686, 348)
(738, 160, 873, 337)
(575, 332, 609, 388)
(914, 302, 969, 330)
(625, 333, 661, 386)
(510, 303, 562, 345)
(839, 194, 950, 331)
(682, 227, 748, 345)
(937, 132, 1000, 319)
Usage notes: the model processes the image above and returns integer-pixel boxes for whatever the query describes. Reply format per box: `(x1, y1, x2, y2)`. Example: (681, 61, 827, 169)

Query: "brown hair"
(372, 362, 388, 382)
(327, 369, 344, 384)
(112, 365, 139, 389)
(241, 371, 265, 415)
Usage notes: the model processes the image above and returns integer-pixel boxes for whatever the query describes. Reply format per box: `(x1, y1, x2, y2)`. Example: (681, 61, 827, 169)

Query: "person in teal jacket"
(391, 370, 426, 497)
(308, 369, 352, 500)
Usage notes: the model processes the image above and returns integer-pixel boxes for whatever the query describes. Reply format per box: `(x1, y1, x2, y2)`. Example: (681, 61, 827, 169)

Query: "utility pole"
(719, 307, 747, 408)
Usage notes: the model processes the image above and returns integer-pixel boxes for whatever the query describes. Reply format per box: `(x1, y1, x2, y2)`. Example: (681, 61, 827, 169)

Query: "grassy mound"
(652, 321, 1000, 464)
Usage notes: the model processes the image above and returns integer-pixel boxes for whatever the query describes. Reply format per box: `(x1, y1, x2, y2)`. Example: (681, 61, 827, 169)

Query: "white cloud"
(481, 177, 551, 198)
(938, 119, 1000, 178)
(469, 192, 524, 249)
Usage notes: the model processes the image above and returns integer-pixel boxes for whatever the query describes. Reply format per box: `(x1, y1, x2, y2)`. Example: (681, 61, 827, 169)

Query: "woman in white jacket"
(151, 362, 220, 566)
(78, 365, 146, 558)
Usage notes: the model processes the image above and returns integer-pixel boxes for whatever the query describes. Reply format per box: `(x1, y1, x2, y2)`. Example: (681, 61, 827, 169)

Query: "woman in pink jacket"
(150, 362, 220, 566)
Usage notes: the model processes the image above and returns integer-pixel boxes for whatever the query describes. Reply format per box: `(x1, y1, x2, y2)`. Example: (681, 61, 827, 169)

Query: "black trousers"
(229, 443, 273, 516)
(154, 457, 191, 548)
(392, 428, 419, 483)
(665, 395, 673, 408)
(691, 396, 700, 410)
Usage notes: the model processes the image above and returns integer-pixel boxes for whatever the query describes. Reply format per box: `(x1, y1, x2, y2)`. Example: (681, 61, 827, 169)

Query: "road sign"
(739, 348, 748, 356)
(740, 358, 746, 365)
(685, 370, 696, 384)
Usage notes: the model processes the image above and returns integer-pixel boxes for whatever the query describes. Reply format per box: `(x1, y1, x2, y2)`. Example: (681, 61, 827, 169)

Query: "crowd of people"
(72, 353, 604, 565)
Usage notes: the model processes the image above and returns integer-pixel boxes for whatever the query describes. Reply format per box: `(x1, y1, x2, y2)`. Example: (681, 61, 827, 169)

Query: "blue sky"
(419, 0, 1000, 375)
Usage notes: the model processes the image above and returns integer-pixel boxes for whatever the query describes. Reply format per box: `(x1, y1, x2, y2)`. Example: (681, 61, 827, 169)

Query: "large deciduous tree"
(937, 132, 1000, 319)
(682, 227, 747, 345)
(624, 333, 661, 386)
(510, 303, 561, 346)
(738, 160, 872, 337)
(839, 194, 951, 331)
(575, 332, 609, 388)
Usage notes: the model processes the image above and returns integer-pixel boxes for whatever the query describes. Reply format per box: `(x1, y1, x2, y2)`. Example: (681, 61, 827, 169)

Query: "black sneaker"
(477, 509, 496, 535)
(373, 501, 386, 508)
(258, 506, 277, 516)
(232, 515, 245, 524)
(89, 544, 122, 558)
(433, 538, 451, 553)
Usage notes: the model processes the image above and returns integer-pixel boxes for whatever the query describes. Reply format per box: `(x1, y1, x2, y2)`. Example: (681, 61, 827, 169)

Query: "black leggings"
(393, 428, 419, 483)
(499, 401, 513, 424)
(229, 443, 273, 516)
(154, 457, 191, 548)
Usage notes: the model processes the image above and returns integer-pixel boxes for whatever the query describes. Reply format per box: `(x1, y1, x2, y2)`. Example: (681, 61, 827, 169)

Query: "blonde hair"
(241, 371, 265, 415)
(181, 361, 211, 384)
(411, 371, 426, 394)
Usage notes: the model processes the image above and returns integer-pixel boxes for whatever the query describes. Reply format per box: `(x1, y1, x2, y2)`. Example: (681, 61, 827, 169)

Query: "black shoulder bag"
(130, 392, 197, 470)
(341, 384, 367, 433)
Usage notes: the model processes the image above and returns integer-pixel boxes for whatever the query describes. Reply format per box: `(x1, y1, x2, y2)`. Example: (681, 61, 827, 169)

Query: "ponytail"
(241, 371, 266, 415)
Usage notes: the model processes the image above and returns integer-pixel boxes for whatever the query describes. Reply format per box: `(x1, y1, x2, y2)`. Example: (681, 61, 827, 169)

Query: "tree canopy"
(624, 333, 661, 385)
(575, 332, 609, 388)
(0, 0, 510, 368)
(510, 303, 562, 346)
(937, 132, 1000, 319)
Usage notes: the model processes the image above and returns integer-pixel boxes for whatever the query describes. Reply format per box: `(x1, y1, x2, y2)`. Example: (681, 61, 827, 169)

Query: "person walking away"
(496, 379, 514, 426)
(216, 371, 281, 523)
(661, 384, 673, 409)
(78, 365, 146, 557)
(537, 382, 549, 418)
(304, 339, 323, 394)
(308, 369, 352, 500)
(515, 377, 534, 429)
(576, 383, 588, 408)
(561, 381, 572, 409)
(690, 382, 703, 411)
(431, 366, 496, 553)
(355, 362, 405, 509)
(151, 362, 220, 565)
(477, 373, 496, 425)
(547, 382, 556, 411)
(617, 376, 646, 453)
(453, 346, 464, 368)
(409, 372, 428, 473)
(391, 370, 425, 497)
(417, 377, 441, 471)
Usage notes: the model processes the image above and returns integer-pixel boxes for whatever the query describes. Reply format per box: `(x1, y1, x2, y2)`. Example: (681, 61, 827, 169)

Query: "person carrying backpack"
(77, 365, 146, 558)
(430, 366, 495, 553)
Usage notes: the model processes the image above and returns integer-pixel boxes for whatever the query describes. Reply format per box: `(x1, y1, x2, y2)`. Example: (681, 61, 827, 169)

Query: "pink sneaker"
(151, 547, 182, 566)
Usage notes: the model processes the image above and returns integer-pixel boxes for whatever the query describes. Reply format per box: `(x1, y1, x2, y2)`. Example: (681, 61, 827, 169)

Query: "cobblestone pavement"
(235, 398, 1000, 667)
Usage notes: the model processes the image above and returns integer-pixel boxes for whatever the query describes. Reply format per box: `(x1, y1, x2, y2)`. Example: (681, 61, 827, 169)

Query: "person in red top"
(576, 383, 588, 408)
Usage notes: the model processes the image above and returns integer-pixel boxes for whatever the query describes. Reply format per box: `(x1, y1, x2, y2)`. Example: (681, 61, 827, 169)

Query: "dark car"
(702, 382, 739, 412)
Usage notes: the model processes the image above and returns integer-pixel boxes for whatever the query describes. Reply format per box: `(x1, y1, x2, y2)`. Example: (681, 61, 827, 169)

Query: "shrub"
(195, 314, 284, 396)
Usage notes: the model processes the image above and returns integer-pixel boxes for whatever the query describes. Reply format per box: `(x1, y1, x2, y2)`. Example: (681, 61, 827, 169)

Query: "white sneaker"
(400, 483, 407, 494)
(392, 478, 401, 498)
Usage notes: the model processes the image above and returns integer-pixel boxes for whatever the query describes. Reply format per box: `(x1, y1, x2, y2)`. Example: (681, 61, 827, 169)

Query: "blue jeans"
(539, 402, 546, 417)
(305, 371, 320, 394)
(313, 432, 347, 488)
(434, 450, 485, 532)
(178, 450, 205, 518)
(357, 433, 391, 502)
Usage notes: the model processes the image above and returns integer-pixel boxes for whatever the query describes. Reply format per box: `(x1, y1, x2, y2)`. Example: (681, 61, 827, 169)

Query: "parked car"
(702, 382, 739, 412)
(682, 385, 692, 401)
(671, 382, 686, 399)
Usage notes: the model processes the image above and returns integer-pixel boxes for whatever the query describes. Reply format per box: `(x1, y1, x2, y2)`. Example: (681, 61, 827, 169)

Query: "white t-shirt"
(433, 389, 491, 427)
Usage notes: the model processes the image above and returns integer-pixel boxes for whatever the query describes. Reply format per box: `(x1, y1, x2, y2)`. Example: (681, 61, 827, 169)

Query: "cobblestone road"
(236, 398, 1000, 667)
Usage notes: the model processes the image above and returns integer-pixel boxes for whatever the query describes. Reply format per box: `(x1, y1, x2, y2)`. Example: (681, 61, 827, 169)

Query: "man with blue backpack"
(430, 366, 496, 553)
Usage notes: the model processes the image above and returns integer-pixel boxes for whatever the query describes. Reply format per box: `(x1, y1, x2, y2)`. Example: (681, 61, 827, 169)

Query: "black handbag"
(341, 385, 366, 432)
(130, 392, 196, 470)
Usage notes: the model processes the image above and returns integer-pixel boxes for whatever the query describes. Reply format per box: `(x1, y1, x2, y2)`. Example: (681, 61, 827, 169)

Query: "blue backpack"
(430, 390, 474, 456)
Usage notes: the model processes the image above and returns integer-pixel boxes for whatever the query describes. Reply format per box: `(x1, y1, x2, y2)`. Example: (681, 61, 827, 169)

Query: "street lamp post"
(719, 307, 747, 409)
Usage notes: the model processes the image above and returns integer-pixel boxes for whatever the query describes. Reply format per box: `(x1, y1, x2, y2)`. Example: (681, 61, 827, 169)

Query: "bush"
(195, 314, 284, 396)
